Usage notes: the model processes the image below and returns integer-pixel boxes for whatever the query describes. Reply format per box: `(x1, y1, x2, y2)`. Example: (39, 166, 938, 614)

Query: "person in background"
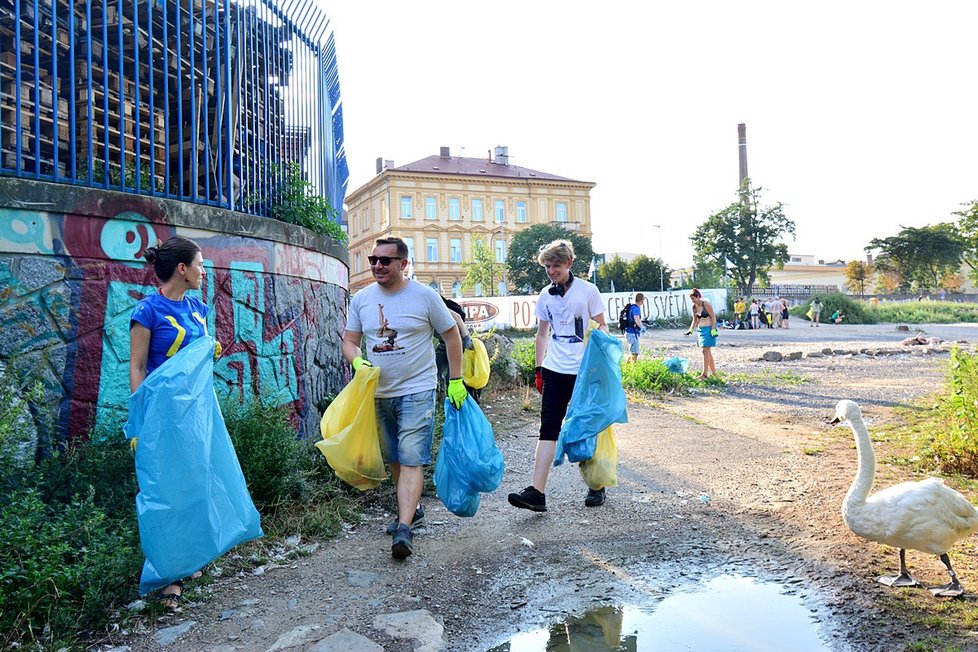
(508, 239, 609, 512)
(685, 288, 717, 379)
(749, 298, 761, 330)
(733, 297, 746, 327)
(830, 309, 845, 324)
(342, 237, 465, 560)
(809, 297, 823, 327)
(780, 297, 790, 329)
(624, 293, 645, 363)
(129, 235, 213, 608)
(435, 296, 479, 402)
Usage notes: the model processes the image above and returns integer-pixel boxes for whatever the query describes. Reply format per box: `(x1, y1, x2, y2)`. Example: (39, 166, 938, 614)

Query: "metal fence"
(0, 0, 348, 217)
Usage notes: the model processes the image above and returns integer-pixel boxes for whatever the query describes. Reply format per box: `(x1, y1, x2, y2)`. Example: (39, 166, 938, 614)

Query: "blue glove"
(640, 326, 647, 335)
(710, 327, 718, 338)
(461, 335, 474, 350)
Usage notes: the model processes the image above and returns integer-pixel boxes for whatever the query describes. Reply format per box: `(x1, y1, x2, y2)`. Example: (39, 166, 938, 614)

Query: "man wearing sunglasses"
(342, 237, 466, 560)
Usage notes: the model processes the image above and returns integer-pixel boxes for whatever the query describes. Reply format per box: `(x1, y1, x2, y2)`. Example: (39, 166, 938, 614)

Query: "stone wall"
(0, 178, 349, 445)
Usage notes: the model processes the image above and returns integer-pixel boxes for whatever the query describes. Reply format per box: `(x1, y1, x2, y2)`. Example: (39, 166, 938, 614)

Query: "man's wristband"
(450, 376, 462, 380)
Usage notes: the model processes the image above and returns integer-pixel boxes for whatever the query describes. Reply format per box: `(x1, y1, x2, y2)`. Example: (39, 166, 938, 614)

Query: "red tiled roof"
(392, 155, 586, 183)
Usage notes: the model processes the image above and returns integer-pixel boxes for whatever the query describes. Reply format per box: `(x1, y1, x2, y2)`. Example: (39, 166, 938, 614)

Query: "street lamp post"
(651, 224, 664, 292)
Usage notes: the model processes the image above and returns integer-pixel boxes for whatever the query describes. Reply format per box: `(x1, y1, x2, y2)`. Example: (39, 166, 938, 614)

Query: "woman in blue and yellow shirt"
(129, 235, 208, 608)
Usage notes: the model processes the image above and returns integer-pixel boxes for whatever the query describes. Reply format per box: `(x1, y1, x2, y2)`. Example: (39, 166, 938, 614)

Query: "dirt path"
(116, 324, 978, 652)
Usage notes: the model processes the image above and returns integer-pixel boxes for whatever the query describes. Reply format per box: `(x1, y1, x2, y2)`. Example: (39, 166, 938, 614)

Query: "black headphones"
(548, 275, 574, 297)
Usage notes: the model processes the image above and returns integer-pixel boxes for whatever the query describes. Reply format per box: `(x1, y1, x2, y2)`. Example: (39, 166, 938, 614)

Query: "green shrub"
(790, 293, 875, 324)
(0, 487, 141, 648)
(621, 358, 720, 393)
(926, 347, 978, 476)
(224, 401, 308, 507)
(511, 338, 536, 384)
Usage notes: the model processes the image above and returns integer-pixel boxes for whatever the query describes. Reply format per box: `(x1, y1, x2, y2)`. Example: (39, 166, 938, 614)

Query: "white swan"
(833, 399, 978, 597)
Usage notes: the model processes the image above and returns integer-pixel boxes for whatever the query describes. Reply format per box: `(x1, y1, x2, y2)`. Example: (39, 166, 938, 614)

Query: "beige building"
(344, 146, 595, 296)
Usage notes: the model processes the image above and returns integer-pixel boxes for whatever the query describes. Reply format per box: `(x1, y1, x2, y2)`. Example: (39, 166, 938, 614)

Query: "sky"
(321, 1, 978, 270)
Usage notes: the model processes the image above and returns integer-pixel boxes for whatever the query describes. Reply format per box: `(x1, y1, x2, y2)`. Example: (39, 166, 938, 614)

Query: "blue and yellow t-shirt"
(130, 292, 209, 376)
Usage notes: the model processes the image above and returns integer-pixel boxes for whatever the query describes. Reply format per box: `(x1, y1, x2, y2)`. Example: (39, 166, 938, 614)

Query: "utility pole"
(652, 224, 664, 291)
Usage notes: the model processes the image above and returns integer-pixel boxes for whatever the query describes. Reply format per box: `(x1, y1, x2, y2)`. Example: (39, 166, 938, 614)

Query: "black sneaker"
(508, 486, 547, 512)
(391, 524, 414, 559)
(385, 505, 425, 535)
(585, 487, 606, 507)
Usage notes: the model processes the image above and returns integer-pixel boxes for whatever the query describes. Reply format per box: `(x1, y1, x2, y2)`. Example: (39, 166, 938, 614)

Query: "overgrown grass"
(721, 370, 809, 387)
(790, 294, 978, 325)
(0, 363, 366, 649)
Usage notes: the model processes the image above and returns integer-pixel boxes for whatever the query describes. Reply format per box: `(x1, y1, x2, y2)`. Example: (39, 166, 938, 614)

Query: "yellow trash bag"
(579, 426, 618, 490)
(316, 366, 387, 491)
(462, 338, 491, 390)
(805, 307, 814, 320)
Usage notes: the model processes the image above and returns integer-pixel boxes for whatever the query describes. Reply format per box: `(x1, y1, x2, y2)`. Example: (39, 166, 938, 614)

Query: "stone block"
(821, 348, 833, 355)
(806, 352, 824, 358)
(19, 256, 66, 292)
(785, 351, 803, 361)
(762, 351, 784, 362)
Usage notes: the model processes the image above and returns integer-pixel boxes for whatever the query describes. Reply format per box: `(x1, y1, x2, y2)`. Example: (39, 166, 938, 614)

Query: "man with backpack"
(619, 293, 645, 362)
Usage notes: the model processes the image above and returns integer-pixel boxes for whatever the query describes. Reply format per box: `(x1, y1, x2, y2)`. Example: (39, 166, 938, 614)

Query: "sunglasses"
(368, 255, 403, 266)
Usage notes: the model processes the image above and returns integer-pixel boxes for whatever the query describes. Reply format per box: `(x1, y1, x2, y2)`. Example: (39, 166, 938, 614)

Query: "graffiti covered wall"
(0, 178, 349, 444)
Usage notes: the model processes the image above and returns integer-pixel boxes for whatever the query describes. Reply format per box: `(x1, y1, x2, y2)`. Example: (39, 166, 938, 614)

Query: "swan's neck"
(844, 416, 876, 509)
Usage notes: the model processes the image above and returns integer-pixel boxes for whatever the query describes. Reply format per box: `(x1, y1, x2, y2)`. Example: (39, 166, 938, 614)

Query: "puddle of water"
(489, 575, 829, 651)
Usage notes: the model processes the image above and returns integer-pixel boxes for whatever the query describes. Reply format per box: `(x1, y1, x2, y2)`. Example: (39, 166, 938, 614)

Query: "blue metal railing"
(0, 0, 348, 218)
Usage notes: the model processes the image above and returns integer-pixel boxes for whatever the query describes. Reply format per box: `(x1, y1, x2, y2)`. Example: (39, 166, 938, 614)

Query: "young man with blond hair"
(508, 239, 610, 511)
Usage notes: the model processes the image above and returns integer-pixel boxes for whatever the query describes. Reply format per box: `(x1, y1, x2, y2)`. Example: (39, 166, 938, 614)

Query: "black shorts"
(539, 368, 577, 441)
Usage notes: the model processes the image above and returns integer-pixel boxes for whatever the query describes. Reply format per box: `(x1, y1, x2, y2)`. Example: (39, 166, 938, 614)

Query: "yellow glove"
(214, 341, 223, 360)
(447, 378, 467, 409)
(130, 437, 138, 455)
(352, 356, 373, 371)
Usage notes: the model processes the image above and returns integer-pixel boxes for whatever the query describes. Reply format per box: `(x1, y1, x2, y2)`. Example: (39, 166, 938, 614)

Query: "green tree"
(689, 181, 795, 297)
(597, 256, 629, 292)
(865, 223, 965, 292)
(461, 239, 506, 296)
(626, 255, 669, 292)
(844, 260, 874, 297)
(506, 224, 594, 292)
(954, 199, 978, 287)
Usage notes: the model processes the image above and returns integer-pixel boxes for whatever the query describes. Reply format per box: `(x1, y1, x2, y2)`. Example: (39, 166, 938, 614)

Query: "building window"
(555, 202, 567, 222)
(494, 199, 505, 223)
(471, 199, 483, 221)
(495, 239, 506, 263)
(452, 281, 462, 298)
(429, 280, 440, 293)
(449, 198, 460, 220)
(426, 237, 439, 262)
(403, 237, 415, 262)
(498, 281, 507, 297)
(354, 252, 361, 274)
(401, 196, 413, 218)
(450, 238, 462, 263)
(425, 197, 437, 220)
(516, 201, 526, 223)
(474, 282, 483, 297)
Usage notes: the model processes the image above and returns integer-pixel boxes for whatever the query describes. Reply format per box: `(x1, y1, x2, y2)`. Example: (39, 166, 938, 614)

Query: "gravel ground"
(109, 323, 978, 652)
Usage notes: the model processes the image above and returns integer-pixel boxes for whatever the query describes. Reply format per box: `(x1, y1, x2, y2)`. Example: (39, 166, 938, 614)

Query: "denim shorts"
(375, 389, 436, 466)
(624, 331, 640, 354)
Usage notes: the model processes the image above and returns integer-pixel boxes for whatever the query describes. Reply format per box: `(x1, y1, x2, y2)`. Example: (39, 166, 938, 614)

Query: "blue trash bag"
(124, 336, 264, 595)
(664, 356, 690, 374)
(434, 396, 505, 517)
(555, 330, 629, 465)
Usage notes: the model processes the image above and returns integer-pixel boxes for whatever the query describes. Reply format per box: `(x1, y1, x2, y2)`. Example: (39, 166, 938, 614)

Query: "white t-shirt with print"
(346, 280, 456, 398)
(535, 277, 605, 375)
